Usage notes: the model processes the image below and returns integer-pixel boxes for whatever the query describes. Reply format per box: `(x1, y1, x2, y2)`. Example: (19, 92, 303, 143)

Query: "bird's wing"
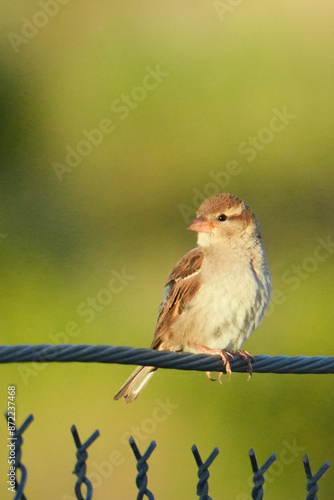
(151, 247, 204, 349)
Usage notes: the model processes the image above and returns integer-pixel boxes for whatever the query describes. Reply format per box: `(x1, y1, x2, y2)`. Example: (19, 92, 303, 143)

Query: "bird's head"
(188, 193, 260, 247)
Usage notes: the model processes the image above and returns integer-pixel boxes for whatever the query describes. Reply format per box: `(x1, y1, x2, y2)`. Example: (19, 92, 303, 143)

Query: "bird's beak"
(188, 215, 215, 233)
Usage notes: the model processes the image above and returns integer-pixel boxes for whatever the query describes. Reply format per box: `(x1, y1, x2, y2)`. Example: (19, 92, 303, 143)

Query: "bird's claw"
(197, 345, 254, 382)
(196, 345, 234, 382)
(218, 350, 234, 376)
(205, 371, 216, 381)
(231, 349, 254, 378)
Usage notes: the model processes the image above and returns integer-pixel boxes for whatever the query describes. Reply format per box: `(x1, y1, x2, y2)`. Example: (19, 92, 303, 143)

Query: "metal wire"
(249, 448, 277, 500)
(129, 437, 156, 500)
(71, 425, 100, 500)
(303, 455, 330, 500)
(192, 445, 219, 500)
(4, 413, 34, 500)
(1, 344, 334, 374)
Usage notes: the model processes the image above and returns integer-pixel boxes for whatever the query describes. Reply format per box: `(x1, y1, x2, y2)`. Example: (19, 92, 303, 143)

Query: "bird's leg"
(231, 349, 254, 377)
(195, 345, 234, 383)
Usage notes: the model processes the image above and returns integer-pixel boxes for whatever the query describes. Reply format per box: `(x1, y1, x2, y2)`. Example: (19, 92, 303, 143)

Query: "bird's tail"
(113, 366, 157, 403)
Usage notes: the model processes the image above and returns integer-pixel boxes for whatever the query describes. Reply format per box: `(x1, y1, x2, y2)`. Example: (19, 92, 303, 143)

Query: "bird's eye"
(217, 214, 227, 221)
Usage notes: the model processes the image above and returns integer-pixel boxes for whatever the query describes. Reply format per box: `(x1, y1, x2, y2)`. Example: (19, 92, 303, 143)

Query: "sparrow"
(114, 193, 272, 402)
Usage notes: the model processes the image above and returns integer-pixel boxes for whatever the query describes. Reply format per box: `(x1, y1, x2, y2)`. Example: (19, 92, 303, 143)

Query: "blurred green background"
(1, 1, 333, 498)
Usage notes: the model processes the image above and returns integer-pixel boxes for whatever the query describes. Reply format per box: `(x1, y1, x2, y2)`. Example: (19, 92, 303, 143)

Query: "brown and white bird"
(114, 193, 271, 402)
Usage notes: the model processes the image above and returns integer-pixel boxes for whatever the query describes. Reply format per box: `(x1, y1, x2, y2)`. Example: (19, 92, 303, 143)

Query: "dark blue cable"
(1, 345, 334, 374)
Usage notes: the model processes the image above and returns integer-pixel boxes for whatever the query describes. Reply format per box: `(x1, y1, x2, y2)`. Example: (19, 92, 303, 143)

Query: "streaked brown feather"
(151, 247, 204, 349)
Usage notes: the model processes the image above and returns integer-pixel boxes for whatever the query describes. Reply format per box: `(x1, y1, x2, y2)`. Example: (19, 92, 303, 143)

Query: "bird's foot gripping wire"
(195, 346, 253, 382)
(195, 346, 234, 383)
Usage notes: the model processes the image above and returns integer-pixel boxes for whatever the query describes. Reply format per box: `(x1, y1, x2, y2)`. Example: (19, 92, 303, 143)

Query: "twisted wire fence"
(3, 344, 333, 498)
(5, 413, 330, 500)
